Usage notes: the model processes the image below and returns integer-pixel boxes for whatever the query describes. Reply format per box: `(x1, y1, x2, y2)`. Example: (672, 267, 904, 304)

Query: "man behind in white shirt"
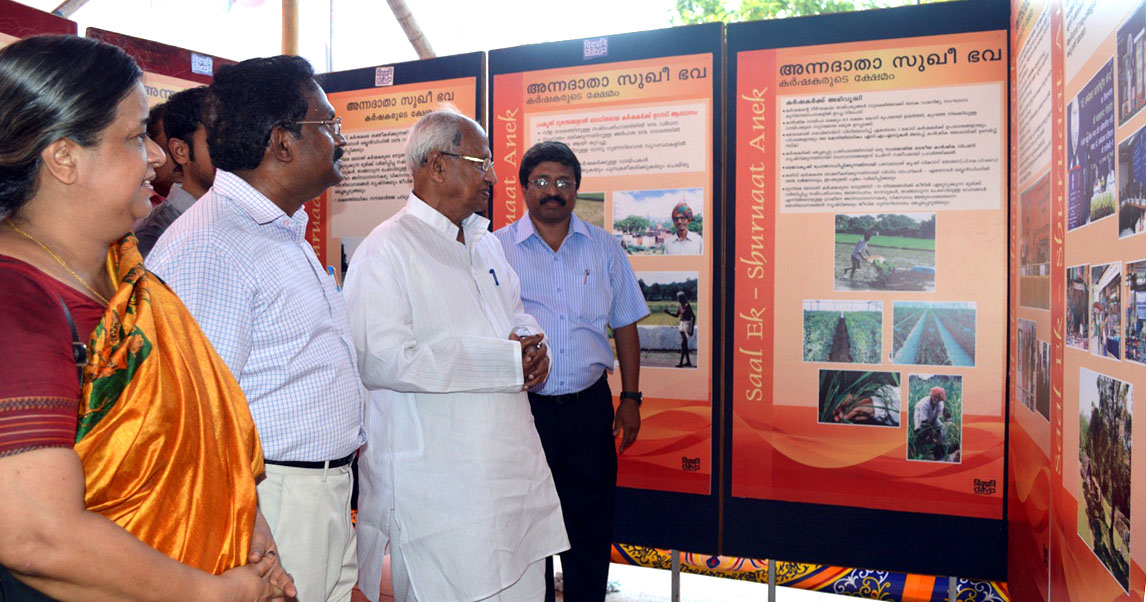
(343, 109, 568, 602)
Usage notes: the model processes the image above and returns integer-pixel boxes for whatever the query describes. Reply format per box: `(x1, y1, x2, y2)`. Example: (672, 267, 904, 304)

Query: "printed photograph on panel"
(574, 192, 605, 228)
(1117, 124, 1146, 237)
(1077, 367, 1132, 593)
(1091, 262, 1123, 360)
(1020, 174, 1051, 307)
(802, 300, 883, 364)
(1117, 0, 1146, 126)
(817, 369, 900, 427)
(1067, 264, 1091, 350)
(1067, 60, 1117, 230)
(613, 188, 704, 256)
(1036, 340, 1050, 421)
(833, 213, 936, 292)
(907, 373, 963, 463)
(1125, 259, 1146, 364)
(891, 301, 976, 367)
(1017, 319, 1037, 413)
(633, 271, 699, 369)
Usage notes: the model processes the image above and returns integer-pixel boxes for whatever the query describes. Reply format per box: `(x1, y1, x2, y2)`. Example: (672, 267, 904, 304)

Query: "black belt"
(264, 451, 356, 470)
(529, 373, 608, 404)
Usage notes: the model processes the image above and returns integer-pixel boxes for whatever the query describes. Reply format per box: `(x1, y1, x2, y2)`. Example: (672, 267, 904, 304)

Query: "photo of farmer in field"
(631, 271, 700, 369)
(817, 369, 900, 427)
(891, 301, 976, 367)
(1077, 367, 1132, 593)
(1067, 264, 1091, 350)
(834, 213, 935, 292)
(1091, 262, 1122, 360)
(907, 374, 962, 463)
(1017, 319, 1037, 413)
(803, 300, 882, 364)
(613, 188, 704, 256)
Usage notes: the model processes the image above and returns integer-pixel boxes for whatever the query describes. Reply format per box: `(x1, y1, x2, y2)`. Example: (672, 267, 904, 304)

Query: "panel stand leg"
(767, 559, 777, 602)
(948, 575, 957, 601)
(670, 549, 680, 602)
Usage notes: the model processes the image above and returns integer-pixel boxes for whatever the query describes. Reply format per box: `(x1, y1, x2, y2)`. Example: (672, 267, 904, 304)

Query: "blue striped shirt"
(495, 213, 649, 395)
(147, 170, 365, 461)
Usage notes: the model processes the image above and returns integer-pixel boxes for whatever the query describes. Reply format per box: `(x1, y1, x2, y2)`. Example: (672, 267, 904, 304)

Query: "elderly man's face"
(442, 122, 497, 219)
(673, 213, 691, 236)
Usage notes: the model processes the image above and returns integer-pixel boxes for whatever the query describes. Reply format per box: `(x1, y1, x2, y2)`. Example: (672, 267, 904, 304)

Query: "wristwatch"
(620, 391, 643, 406)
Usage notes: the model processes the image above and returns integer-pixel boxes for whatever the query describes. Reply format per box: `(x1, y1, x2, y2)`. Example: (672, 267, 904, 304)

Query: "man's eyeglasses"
(440, 152, 494, 173)
(528, 177, 574, 191)
(293, 116, 342, 136)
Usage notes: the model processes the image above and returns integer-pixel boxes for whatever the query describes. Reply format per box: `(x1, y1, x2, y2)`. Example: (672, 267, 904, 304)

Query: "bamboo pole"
(282, 0, 299, 56)
(385, 0, 436, 59)
(51, 0, 90, 17)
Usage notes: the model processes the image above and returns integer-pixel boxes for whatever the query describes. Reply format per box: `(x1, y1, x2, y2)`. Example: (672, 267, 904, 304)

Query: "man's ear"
(428, 151, 448, 184)
(168, 137, 192, 168)
(39, 138, 80, 185)
(267, 125, 295, 164)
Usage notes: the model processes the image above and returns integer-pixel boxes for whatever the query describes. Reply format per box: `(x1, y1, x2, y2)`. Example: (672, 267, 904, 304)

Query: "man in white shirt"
(343, 110, 568, 602)
(662, 201, 702, 255)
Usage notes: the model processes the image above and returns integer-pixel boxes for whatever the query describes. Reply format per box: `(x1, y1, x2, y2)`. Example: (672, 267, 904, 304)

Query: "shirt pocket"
(575, 269, 612, 327)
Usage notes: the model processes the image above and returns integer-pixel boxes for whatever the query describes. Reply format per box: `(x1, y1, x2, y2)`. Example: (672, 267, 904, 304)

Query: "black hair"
(163, 86, 210, 161)
(519, 140, 581, 190)
(0, 35, 142, 217)
(146, 102, 166, 139)
(207, 55, 315, 172)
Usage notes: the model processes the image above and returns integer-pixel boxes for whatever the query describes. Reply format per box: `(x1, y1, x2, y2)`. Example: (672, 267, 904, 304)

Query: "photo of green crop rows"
(892, 302, 976, 366)
(803, 300, 882, 364)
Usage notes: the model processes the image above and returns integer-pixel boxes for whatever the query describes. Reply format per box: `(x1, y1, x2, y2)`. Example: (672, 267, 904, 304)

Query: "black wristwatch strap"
(620, 391, 642, 406)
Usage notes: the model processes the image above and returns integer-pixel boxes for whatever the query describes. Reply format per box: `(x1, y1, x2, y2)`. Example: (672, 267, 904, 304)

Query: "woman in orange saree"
(0, 35, 293, 601)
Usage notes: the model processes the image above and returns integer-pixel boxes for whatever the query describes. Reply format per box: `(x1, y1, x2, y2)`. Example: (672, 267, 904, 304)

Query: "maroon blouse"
(0, 255, 103, 457)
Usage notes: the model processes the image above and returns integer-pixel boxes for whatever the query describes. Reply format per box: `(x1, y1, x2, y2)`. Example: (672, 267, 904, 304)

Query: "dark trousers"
(529, 375, 617, 602)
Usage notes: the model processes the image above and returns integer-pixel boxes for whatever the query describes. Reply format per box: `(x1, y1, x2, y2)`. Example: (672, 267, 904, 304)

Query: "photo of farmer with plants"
(907, 374, 962, 463)
(632, 271, 700, 369)
(803, 299, 882, 364)
(1077, 367, 1132, 593)
(817, 369, 900, 427)
(834, 213, 936, 292)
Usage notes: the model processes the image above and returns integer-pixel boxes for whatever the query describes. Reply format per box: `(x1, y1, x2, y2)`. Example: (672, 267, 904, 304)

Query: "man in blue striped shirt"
(495, 141, 649, 602)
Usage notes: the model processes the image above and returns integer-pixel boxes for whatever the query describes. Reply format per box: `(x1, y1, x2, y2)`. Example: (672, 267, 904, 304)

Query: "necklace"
(4, 219, 110, 305)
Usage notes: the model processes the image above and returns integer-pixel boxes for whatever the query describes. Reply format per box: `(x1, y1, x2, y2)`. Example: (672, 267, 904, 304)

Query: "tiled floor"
(599, 562, 858, 602)
(354, 559, 863, 601)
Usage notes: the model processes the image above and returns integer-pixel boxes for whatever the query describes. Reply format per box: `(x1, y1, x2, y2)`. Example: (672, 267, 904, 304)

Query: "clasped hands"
(509, 332, 550, 391)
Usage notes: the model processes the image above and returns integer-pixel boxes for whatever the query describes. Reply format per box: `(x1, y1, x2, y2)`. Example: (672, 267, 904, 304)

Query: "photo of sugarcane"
(1091, 262, 1122, 360)
(1077, 367, 1132, 593)
(907, 374, 962, 463)
(817, 369, 901, 427)
(834, 213, 936, 292)
(1067, 264, 1090, 350)
(802, 300, 883, 364)
(891, 301, 976, 366)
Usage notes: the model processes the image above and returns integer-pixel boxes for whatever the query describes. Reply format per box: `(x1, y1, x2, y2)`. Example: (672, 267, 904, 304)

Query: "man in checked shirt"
(149, 55, 364, 602)
(495, 141, 648, 602)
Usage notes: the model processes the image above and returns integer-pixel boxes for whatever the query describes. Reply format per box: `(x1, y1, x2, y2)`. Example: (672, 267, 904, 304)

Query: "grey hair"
(404, 109, 484, 175)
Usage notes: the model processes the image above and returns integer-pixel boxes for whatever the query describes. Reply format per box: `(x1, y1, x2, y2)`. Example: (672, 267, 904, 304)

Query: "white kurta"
(343, 193, 568, 602)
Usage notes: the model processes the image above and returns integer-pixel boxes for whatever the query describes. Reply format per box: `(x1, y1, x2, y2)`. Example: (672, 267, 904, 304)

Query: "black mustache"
(540, 195, 565, 206)
(333, 147, 345, 162)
